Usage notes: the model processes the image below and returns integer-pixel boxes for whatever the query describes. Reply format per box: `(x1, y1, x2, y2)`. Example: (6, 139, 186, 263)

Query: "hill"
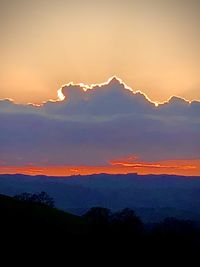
(0, 193, 86, 240)
(1, 192, 200, 255)
(1, 173, 200, 222)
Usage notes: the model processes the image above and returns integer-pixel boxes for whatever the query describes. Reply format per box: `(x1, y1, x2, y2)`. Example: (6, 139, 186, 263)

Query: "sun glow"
(57, 88, 65, 101)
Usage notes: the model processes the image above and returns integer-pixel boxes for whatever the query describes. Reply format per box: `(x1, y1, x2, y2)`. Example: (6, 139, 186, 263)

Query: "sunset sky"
(0, 1, 200, 176)
(0, 0, 200, 104)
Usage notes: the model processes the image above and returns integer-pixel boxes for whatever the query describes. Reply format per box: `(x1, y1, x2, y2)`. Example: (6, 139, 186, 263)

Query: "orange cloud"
(109, 156, 198, 170)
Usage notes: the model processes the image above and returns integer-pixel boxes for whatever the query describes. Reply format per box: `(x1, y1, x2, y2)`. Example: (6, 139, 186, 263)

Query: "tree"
(83, 207, 111, 236)
(14, 191, 55, 208)
(110, 208, 143, 235)
(83, 207, 111, 224)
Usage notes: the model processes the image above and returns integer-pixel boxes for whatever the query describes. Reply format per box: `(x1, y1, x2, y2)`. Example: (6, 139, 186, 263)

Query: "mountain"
(1, 173, 200, 222)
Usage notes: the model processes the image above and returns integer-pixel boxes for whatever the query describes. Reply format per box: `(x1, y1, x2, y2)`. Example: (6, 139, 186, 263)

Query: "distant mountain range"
(1, 173, 200, 223)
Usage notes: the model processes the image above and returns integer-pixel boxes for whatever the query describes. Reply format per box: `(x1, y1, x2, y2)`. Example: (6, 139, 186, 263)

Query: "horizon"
(1, 172, 200, 178)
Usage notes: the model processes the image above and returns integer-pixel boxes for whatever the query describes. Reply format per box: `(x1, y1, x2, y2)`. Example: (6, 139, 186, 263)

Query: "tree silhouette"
(83, 207, 111, 224)
(14, 191, 54, 208)
(83, 207, 111, 236)
(110, 208, 143, 236)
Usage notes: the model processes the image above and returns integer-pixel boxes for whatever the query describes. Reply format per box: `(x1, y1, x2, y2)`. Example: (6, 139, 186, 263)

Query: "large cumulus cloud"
(0, 77, 200, 169)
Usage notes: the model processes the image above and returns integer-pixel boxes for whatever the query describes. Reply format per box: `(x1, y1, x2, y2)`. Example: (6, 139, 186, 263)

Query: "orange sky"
(1, 158, 200, 176)
(0, 0, 200, 104)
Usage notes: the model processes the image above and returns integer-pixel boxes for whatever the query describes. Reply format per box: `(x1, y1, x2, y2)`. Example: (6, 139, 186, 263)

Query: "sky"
(0, 0, 200, 104)
(0, 1, 200, 176)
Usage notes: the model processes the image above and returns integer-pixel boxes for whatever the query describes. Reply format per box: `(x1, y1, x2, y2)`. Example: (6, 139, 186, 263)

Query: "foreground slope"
(0, 194, 85, 238)
(1, 193, 200, 256)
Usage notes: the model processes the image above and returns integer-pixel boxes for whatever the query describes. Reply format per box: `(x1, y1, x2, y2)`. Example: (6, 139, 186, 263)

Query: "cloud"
(0, 77, 200, 175)
(110, 156, 199, 170)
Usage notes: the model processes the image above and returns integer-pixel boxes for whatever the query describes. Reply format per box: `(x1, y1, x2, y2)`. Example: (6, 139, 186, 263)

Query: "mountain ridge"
(1, 173, 200, 222)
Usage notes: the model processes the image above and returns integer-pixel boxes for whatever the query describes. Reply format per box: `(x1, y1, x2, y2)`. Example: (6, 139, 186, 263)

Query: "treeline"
(83, 206, 200, 251)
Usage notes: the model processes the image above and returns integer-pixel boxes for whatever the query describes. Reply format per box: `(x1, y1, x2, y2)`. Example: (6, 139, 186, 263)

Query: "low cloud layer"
(0, 77, 200, 175)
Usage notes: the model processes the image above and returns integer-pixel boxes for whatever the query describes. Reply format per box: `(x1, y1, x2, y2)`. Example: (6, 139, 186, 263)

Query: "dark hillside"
(0, 194, 86, 242)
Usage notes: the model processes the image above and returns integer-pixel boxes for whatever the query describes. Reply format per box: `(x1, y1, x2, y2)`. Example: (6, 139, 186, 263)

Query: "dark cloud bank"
(0, 77, 200, 167)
